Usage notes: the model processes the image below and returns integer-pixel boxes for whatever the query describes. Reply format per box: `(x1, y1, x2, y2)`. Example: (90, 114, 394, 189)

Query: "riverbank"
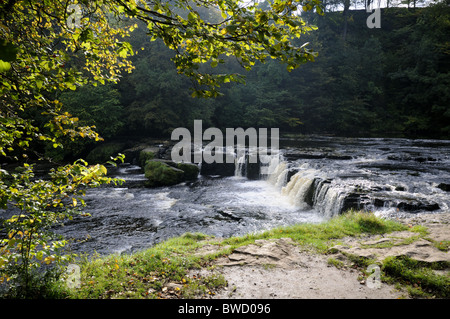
(59, 211, 449, 299)
(207, 212, 450, 299)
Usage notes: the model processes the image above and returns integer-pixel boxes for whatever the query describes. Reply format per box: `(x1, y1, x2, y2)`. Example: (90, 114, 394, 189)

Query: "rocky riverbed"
(48, 135, 450, 257)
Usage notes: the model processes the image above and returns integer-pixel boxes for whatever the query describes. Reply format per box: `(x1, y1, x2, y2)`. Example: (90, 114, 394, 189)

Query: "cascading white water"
(281, 172, 314, 209)
(267, 161, 289, 189)
(234, 153, 247, 177)
(312, 182, 347, 218)
(250, 154, 348, 217)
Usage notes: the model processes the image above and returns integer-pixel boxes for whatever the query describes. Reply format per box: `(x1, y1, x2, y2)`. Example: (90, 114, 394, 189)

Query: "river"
(59, 135, 450, 256)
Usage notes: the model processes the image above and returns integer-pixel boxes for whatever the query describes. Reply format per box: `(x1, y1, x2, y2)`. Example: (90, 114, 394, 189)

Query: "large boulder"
(144, 159, 199, 187)
(144, 160, 184, 187)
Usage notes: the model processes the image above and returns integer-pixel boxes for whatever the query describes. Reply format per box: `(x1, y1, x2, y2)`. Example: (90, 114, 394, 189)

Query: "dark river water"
(58, 136, 450, 256)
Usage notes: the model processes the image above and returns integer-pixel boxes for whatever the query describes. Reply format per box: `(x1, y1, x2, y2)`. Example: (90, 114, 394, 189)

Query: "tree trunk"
(342, 0, 350, 41)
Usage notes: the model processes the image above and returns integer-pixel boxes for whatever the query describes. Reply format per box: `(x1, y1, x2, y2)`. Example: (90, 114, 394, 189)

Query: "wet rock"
(123, 141, 170, 166)
(139, 147, 158, 167)
(144, 159, 199, 187)
(200, 161, 235, 176)
(286, 167, 301, 182)
(217, 210, 242, 221)
(325, 154, 353, 160)
(437, 183, 450, 192)
(283, 146, 353, 161)
(284, 151, 326, 161)
(144, 160, 185, 187)
(305, 178, 325, 207)
(387, 155, 437, 162)
(372, 197, 440, 212)
(373, 198, 388, 208)
(176, 162, 200, 180)
(341, 193, 371, 212)
(397, 200, 440, 212)
(387, 154, 412, 161)
(414, 156, 437, 162)
(370, 186, 392, 192)
(246, 161, 260, 180)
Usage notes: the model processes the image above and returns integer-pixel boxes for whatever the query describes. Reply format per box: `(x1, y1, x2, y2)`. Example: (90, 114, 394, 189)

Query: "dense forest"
(55, 0, 449, 162)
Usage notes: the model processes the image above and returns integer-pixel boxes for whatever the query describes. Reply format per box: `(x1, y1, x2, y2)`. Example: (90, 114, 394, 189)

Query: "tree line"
(58, 0, 449, 163)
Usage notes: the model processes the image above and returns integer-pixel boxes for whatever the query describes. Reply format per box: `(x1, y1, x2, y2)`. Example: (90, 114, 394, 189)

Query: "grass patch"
(246, 210, 407, 253)
(55, 233, 222, 299)
(382, 256, 450, 298)
(327, 257, 345, 269)
(433, 240, 450, 252)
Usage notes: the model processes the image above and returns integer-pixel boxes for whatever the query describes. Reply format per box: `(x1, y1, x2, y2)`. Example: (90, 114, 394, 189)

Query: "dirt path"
(195, 213, 449, 299)
(212, 252, 405, 299)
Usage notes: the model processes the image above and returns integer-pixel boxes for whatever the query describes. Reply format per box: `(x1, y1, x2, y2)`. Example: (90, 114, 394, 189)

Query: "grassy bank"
(28, 211, 450, 298)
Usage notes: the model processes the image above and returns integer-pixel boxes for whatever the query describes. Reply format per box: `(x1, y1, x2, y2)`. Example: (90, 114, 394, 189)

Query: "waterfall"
(234, 153, 247, 177)
(279, 168, 347, 217)
(262, 155, 288, 188)
(312, 181, 347, 218)
(232, 151, 349, 217)
(261, 158, 347, 217)
(267, 161, 289, 189)
(281, 172, 315, 209)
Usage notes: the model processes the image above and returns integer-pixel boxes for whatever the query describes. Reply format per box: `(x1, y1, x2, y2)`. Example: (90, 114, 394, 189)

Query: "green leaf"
(0, 60, 11, 73)
(188, 12, 197, 22)
(79, 28, 94, 42)
(36, 79, 43, 89)
(36, 251, 43, 260)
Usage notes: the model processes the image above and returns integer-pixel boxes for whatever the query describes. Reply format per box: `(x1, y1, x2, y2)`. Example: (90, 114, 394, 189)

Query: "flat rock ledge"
(198, 213, 449, 299)
(330, 213, 449, 265)
(215, 238, 304, 269)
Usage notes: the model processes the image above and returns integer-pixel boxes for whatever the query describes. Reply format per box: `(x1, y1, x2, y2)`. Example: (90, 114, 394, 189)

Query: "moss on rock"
(144, 160, 184, 187)
(144, 160, 199, 187)
(139, 149, 156, 168)
(176, 162, 199, 180)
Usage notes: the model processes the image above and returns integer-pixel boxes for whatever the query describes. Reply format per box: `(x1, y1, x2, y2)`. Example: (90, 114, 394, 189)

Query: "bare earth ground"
(191, 213, 450, 299)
